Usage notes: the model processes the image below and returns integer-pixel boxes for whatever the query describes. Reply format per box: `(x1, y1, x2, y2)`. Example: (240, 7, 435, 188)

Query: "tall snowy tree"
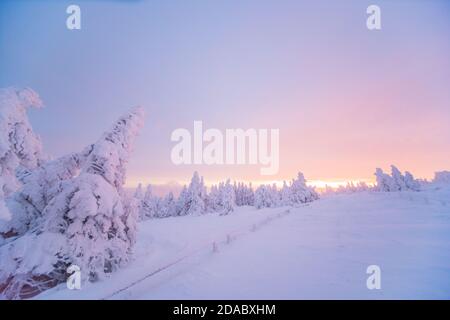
(0, 107, 144, 299)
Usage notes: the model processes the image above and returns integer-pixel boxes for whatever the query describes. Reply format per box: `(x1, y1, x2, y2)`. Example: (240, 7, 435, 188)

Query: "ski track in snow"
(37, 188, 450, 300)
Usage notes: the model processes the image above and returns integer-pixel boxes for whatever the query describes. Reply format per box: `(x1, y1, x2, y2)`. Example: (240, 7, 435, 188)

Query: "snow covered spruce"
(0, 88, 144, 299)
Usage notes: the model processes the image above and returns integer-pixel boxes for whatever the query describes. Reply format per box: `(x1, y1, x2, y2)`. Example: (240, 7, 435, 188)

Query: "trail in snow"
(102, 208, 295, 300)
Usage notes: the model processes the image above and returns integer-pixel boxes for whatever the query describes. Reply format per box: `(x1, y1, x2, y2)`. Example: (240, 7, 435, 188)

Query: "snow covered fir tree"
(0, 88, 144, 298)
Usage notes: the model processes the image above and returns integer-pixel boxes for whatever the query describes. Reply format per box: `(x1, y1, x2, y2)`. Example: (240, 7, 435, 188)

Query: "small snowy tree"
(219, 179, 235, 215)
(254, 185, 276, 209)
(404, 171, 420, 191)
(390, 165, 406, 191)
(175, 186, 188, 216)
(177, 172, 206, 216)
(205, 184, 220, 212)
(280, 181, 291, 205)
(140, 185, 158, 219)
(159, 192, 176, 218)
(289, 172, 318, 205)
(375, 168, 395, 192)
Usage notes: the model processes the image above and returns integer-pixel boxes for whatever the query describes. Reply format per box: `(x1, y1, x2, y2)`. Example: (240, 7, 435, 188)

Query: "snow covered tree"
(0, 106, 144, 299)
(205, 184, 220, 212)
(158, 192, 176, 218)
(288, 172, 318, 205)
(176, 172, 206, 216)
(390, 165, 406, 191)
(219, 179, 235, 215)
(280, 181, 291, 205)
(374, 168, 395, 192)
(0, 87, 45, 222)
(254, 185, 276, 209)
(140, 184, 159, 219)
(175, 185, 188, 216)
(244, 182, 255, 206)
(404, 171, 420, 191)
(234, 182, 255, 207)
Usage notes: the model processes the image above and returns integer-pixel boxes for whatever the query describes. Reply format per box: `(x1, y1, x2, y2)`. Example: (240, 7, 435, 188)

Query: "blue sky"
(1, 0, 449, 186)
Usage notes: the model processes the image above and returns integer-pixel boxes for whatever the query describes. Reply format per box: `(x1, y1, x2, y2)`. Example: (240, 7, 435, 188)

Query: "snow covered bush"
(0, 87, 44, 222)
(0, 106, 144, 299)
(324, 181, 371, 195)
(375, 165, 420, 192)
(433, 171, 450, 185)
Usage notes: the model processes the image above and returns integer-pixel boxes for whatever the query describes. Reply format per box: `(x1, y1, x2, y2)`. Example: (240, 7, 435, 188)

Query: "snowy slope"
(37, 187, 450, 300)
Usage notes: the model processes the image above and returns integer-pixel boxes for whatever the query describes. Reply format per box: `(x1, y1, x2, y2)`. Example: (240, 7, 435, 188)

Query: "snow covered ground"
(37, 186, 450, 300)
